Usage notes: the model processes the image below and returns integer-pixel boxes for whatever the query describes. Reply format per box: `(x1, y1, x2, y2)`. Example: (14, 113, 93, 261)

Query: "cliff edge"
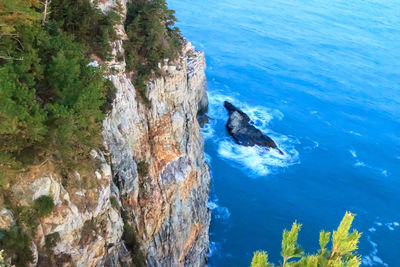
(0, 0, 210, 266)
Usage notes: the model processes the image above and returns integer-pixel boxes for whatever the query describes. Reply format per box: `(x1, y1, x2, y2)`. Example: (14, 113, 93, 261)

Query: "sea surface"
(167, 0, 400, 265)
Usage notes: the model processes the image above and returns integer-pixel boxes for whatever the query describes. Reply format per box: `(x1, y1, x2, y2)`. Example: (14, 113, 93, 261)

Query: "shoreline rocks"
(224, 101, 283, 154)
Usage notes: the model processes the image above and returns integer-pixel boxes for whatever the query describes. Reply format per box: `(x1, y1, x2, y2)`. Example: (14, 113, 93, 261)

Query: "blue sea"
(168, 0, 400, 265)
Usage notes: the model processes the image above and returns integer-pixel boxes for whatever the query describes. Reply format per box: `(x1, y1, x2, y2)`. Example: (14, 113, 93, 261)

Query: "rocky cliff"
(0, 0, 210, 266)
(102, 39, 210, 265)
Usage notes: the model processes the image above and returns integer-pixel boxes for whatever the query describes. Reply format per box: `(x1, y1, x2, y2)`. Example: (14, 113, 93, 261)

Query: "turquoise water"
(168, 0, 400, 265)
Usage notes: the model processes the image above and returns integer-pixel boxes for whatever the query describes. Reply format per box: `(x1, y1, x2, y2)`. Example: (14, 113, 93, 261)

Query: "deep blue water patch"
(168, 0, 400, 265)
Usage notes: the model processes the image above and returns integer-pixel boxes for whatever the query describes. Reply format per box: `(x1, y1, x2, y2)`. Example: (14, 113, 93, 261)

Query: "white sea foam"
(355, 161, 366, 167)
(215, 206, 231, 220)
(374, 220, 399, 229)
(207, 241, 220, 257)
(349, 130, 362, 136)
(207, 93, 283, 126)
(356, 164, 390, 177)
(350, 149, 357, 158)
(363, 219, 400, 266)
(204, 153, 212, 164)
(202, 122, 215, 139)
(362, 236, 388, 266)
(385, 223, 395, 231)
(207, 201, 218, 210)
(349, 152, 389, 176)
(208, 93, 300, 176)
(207, 93, 236, 120)
(208, 199, 230, 221)
(303, 138, 320, 152)
(218, 140, 299, 176)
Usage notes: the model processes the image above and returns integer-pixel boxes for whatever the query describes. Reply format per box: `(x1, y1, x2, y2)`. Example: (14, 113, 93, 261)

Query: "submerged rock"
(224, 101, 283, 154)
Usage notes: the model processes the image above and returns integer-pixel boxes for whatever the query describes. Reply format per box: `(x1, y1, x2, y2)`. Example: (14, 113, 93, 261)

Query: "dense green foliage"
(0, 226, 33, 267)
(137, 161, 149, 178)
(252, 251, 271, 267)
(124, 0, 183, 104)
(1, 0, 183, 183)
(0, 195, 54, 266)
(121, 210, 145, 267)
(49, 0, 121, 60)
(33, 195, 55, 217)
(0, 0, 118, 185)
(250, 212, 362, 267)
(44, 232, 61, 252)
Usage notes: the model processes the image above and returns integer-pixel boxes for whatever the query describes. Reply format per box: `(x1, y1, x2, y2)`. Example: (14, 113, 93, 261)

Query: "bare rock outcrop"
(224, 101, 283, 154)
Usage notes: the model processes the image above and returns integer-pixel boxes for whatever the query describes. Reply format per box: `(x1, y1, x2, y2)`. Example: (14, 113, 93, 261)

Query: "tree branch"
(42, 0, 52, 25)
(0, 56, 23, 61)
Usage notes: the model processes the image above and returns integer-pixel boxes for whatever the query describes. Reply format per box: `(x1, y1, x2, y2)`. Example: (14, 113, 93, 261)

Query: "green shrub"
(136, 161, 149, 179)
(101, 79, 117, 114)
(110, 196, 119, 210)
(33, 196, 54, 218)
(44, 232, 61, 252)
(123, 0, 183, 105)
(121, 210, 145, 267)
(250, 212, 362, 267)
(0, 226, 33, 267)
(17, 205, 40, 233)
(79, 220, 98, 246)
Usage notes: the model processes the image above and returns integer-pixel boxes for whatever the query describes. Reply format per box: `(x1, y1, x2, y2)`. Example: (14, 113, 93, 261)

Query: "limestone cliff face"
(99, 1, 210, 264)
(102, 7, 210, 265)
(0, 1, 210, 266)
(4, 152, 124, 266)
(102, 40, 210, 265)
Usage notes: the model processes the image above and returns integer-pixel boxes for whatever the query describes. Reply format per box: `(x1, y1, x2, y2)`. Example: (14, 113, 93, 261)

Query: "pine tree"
(0, 0, 40, 37)
(1, 0, 116, 183)
(251, 251, 273, 267)
(250, 212, 362, 267)
(123, 0, 183, 105)
(0, 64, 47, 165)
(281, 222, 304, 266)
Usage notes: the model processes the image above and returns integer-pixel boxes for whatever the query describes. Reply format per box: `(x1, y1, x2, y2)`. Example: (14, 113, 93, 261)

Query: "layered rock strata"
(1, 1, 210, 266)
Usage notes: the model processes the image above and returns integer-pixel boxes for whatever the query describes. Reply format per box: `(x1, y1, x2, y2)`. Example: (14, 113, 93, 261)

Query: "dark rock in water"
(224, 101, 283, 154)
